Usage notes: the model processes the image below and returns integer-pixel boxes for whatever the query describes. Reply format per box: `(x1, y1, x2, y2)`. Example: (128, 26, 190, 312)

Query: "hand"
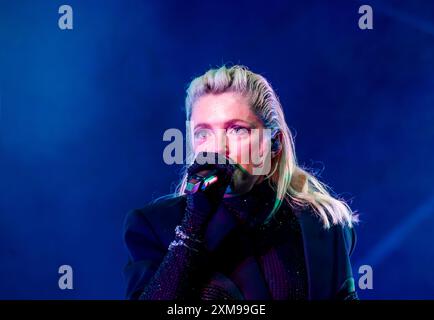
(181, 152, 236, 238)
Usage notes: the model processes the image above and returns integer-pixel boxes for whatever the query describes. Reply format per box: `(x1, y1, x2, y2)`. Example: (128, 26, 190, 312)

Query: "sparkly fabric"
(138, 178, 309, 300)
(259, 217, 308, 300)
(138, 207, 212, 300)
(202, 181, 309, 300)
(139, 239, 209, 300)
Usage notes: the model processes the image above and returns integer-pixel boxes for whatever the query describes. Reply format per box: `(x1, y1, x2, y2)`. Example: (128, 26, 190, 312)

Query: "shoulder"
(125, 194, 185, 221)
(292, 205, 358, 299)
(123, 194, 187, 249)
(294, 205, 357, 256)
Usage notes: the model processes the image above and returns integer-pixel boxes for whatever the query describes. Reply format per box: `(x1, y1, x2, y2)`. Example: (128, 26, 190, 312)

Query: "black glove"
(180, 152, 236, 239)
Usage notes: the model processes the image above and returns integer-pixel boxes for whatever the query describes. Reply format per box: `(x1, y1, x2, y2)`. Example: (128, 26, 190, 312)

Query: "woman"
(123, 65, 359, 300)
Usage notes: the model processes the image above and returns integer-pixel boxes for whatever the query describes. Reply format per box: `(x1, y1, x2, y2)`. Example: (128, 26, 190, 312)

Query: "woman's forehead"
(191, 92, 262, 125)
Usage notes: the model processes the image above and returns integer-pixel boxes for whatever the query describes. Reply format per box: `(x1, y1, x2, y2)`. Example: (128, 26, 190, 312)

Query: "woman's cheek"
(248, 134, 267, 169)
(251, 132, 264, 157)
(194, 136, 214, 153)
(228, 139, 250, 166)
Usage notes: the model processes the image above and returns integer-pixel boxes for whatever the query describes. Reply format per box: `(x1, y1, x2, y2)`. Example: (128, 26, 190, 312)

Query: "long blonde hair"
(175, 65, 358, 229)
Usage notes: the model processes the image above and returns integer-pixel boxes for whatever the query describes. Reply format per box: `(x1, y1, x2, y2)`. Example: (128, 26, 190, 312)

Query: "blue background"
(1, 0, 433, 299)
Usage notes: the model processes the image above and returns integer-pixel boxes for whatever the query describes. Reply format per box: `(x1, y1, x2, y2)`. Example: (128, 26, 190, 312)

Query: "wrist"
(180, 209, 209, 240)
(169, 224, 206, 253)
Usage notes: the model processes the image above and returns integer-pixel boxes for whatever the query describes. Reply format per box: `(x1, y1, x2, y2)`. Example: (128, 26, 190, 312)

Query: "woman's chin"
(224, 171, 263, 198)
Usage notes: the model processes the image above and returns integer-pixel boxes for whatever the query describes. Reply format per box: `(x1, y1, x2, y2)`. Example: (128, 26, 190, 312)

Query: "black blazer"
(123, 195, 357, 300)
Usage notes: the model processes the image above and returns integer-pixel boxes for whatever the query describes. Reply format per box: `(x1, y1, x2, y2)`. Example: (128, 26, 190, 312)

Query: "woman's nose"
(213, 130, 229, 156)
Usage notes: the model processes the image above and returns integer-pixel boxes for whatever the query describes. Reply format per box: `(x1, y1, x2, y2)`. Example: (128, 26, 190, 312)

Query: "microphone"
(185, 168, 220, 194)
(185, 152, 236, 195)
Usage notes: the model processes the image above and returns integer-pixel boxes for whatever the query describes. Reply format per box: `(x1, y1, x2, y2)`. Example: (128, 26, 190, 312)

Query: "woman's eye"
(227, 126, 250, 137)
(194, 128, 211, 140)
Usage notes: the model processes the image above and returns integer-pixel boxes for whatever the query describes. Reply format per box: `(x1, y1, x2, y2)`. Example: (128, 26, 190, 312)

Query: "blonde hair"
(175, 65, 358, 229)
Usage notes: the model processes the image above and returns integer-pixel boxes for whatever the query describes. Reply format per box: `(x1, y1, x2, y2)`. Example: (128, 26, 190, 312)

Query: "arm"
(336, 226, 359, 300)
(123, 207, 213, 300)
(123, 152, 236, 300)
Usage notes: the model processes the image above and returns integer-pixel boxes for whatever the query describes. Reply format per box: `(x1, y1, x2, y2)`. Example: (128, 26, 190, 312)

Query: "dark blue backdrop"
(1, 0, 433, 299)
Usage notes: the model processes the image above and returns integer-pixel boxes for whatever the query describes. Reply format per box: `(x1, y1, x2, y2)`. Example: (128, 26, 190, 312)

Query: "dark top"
(122, 180, 358, 300)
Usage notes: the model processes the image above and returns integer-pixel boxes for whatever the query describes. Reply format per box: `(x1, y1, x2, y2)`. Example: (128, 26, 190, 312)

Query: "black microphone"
(185, 168, 219, 194)
(185, 152, 236, 195)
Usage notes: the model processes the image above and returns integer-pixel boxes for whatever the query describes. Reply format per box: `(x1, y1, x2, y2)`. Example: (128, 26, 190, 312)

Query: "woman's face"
(190, 92, 272, 192)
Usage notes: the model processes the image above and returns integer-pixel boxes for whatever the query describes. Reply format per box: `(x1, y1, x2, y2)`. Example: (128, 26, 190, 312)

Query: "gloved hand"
(180, 152, 236, 239)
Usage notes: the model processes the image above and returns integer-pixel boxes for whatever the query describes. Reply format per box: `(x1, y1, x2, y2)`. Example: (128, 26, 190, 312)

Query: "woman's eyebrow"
(193, 122, 211, 129)
(193, 119, 256, 129)
(225, 119, 256, 127)
(226, 119, 250, 124)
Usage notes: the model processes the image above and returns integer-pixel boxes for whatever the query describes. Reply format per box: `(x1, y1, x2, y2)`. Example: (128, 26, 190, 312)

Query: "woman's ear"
(270, 130, 282, 157)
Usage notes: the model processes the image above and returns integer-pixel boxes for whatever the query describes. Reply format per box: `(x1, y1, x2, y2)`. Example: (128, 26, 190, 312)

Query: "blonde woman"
(123, 65, 359, 300)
